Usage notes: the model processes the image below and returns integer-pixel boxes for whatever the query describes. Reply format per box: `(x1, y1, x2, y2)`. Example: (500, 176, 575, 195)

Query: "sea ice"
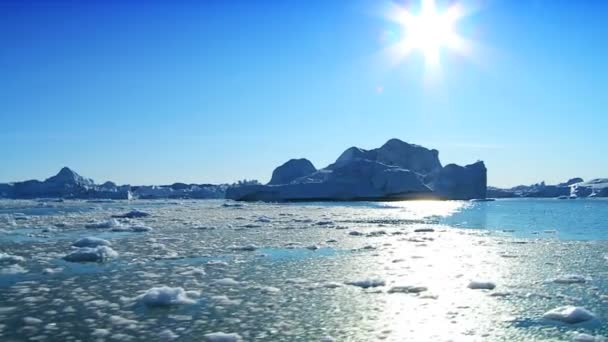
(468, 280, 496, 290)
(138, 286, 196, 306)
(543, 306, 597, 324)
(203, 332, 242, 342)
(0, 264, 27, 274)
(72, 237, 111, 248)
(63, 246, 118, 262)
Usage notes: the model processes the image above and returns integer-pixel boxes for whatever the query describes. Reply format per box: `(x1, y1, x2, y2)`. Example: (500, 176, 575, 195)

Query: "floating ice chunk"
(203, 332, 242, 342)
(231, 245, 257, 252)
(109, 315, 138, 326)
(72, 237, 111, 248)
(552, 275, 588, 284)
(322, 282, 343, 288)
(321, 336, 335, 342)
(468, 280, 496, 290)
(260, 286, 280, 294)
(0, 252, 25, 264)
(211, 295, 241, 306)
(85, 219, 123, 229)
(112, 210, 150, 218)
(63, 246, 118, 263)
(414, 228, 435, 233)
(138, 286, 196, 306)
(92, 329, 111, 337)
(346, 278, 385, 288)
(543, 306, 597, 324)
(572, 333, 606, 342)
(213, 278, 241, 286)
(388, 285, 428, 294)
(1, 264, 27, 274)
(23, 317, 43, 325)
(130, 225, 153, 232)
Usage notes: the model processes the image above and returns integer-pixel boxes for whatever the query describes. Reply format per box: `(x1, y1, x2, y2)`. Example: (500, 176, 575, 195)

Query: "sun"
(388, 0, 467, 67)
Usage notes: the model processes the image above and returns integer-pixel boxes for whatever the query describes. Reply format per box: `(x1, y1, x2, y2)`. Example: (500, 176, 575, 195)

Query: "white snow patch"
(571, 333, 606, 342)
(0, 252, 25, 264)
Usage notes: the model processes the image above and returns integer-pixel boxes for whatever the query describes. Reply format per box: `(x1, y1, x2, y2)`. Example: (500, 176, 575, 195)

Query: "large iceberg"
(226, 139, 487, 201)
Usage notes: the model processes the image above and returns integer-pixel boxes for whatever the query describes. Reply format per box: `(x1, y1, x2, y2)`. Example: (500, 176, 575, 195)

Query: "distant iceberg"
(227, 138, 487, 201)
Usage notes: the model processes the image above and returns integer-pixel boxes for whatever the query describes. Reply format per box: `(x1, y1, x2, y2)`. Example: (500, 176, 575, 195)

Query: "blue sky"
(1, 0, 606, 187)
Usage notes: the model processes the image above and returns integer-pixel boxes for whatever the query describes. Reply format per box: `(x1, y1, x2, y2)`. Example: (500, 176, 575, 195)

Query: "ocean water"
(0, 198, 607, 341)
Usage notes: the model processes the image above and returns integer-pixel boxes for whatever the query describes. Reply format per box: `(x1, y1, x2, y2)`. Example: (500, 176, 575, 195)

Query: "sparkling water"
(0, 199, 606, 341)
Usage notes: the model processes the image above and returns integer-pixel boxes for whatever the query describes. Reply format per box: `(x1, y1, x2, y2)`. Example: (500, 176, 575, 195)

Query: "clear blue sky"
(1, 0, 606, 187)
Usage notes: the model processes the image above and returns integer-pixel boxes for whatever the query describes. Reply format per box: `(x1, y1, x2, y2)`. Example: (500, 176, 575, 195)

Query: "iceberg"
(543, 306, 597, 324)
(226, 138, 486, 201)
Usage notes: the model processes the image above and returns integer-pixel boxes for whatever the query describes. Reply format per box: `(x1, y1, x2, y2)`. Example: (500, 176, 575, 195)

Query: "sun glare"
(387, 0, 468, 68)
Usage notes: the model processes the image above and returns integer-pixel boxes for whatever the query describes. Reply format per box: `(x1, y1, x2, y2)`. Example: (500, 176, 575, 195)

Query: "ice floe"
(543, 306, 597, 324)
(85, 219, 123, 229)
(112, 210, 150, 218)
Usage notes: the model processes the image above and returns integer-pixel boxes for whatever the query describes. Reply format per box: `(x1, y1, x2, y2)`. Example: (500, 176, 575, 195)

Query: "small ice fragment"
(345, 279, 385, 288)
(85, 219, 122, 229)
(543, 306, 597, 324)
(468, 280, 496, 290)
(552, 275, 588, 284)
(388, 286, 428, 294)
(131, 225, 153, 232)
(0, 252, 25, 264)
(23, 317, 43, 325)
(213, 278, 240, 286)
(321, 336, 335, 342)
(72, 237, 111, 248)
(203, 332, 242, 342)
(112, 210, 150, 218)
(231, 245, 257, 251)
(138, 286, 196, 306)
(571, 333, 606, 342)
(159, 329, 179, 341)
